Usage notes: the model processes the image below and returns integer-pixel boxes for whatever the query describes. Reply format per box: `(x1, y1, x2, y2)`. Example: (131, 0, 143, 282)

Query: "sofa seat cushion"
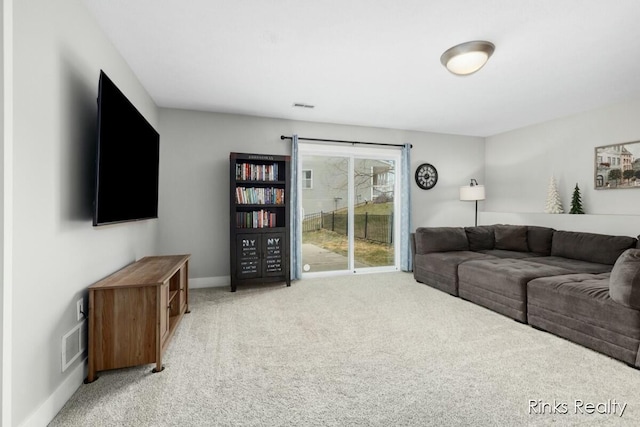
(458, 258, 574, 322)
(478, 249, 541, 259)
(527, 273, 640, 367)
(526, 256, 613, 274)
(413, 251, 496, 296)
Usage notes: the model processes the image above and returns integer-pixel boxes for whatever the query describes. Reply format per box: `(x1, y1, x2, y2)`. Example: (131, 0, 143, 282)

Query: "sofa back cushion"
(465, 226, 495, 251)
(494, 225, 529, 252)
(551, 231, 637, 265)
(414, 227, 469, 254)
(610, 249, 640, 310)
(527, 226, 555, 255)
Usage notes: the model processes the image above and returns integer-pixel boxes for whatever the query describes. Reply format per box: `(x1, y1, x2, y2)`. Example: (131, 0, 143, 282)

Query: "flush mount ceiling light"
(440, 40, 495, 76)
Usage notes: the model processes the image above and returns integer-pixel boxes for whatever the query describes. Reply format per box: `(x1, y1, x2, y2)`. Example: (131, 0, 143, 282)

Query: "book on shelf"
(235, 187, 285, 205)
(236, 210, 278, 228)
(235, 162, 279, 181)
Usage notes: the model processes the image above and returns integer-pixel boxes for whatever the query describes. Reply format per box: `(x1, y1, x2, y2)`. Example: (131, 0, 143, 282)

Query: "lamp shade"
(459, 185, 485, 201)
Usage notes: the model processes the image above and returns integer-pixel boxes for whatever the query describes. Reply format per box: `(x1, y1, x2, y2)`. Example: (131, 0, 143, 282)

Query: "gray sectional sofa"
(412, 224, 640, 367)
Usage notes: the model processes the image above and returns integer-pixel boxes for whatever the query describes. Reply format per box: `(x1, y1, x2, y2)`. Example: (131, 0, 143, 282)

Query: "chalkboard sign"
(237, 235, 260, 278)
(264, 235, 283, 274)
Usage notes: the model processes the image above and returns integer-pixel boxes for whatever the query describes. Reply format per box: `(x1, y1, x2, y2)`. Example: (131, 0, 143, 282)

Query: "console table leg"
(85, 371, 97, 383)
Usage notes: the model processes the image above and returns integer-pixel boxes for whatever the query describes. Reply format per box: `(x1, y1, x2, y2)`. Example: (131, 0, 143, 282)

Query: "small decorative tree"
(545, 176, 564, 214)
(569, 183, 585, 214)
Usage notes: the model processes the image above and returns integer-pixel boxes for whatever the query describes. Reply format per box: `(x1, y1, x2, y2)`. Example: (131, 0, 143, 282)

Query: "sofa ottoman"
(413, 226, 498, 296)
(414, 251, 497, 296)
(527, 273, 640, 367)
(458, 258, 574, 323)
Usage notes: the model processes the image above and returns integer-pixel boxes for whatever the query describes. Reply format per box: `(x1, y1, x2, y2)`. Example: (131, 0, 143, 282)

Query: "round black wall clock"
(415, 163, 438, 190)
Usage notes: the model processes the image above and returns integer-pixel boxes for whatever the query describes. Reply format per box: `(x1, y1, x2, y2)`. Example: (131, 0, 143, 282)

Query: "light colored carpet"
(50, 272, 640, 426)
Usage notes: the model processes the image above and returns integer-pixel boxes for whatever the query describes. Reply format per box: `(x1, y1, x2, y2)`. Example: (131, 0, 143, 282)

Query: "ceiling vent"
(293, 103, 315, 109)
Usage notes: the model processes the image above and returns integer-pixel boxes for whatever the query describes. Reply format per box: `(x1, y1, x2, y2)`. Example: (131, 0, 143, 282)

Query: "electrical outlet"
(76, 298, 84, 321)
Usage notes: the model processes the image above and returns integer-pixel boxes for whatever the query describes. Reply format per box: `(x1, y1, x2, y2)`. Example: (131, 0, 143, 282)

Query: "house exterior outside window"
(371, 163, 394, 201)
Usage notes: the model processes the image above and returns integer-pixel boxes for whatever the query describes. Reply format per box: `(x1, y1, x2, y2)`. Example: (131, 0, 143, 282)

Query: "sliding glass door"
(299, 143, 400, 276)
(353, 157, 396, 269)
(300, 154, 350, 272)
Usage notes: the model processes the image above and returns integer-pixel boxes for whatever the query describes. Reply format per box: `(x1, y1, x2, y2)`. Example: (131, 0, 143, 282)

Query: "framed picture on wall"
(594, 140, 640, 189)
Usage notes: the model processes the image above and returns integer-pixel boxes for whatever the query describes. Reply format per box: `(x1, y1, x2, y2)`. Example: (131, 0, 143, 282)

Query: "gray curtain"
(290, 135, 302, 280)
(400, 143, 413, 271)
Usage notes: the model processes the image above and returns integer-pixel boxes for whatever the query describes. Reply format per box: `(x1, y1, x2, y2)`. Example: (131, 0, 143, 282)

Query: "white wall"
(484, 98, 640, 237)
(485, 98, 640, 216)
(12, 1, 159, 425)
(1, 1, 7, 423)
(157, 109, 485, 282)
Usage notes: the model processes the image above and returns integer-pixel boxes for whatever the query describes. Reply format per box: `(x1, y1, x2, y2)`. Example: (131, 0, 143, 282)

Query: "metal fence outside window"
(302, 211, 393, 244)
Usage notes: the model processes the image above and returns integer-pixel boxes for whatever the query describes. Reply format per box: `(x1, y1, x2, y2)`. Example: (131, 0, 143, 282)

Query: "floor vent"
(62, 320, 87, 372)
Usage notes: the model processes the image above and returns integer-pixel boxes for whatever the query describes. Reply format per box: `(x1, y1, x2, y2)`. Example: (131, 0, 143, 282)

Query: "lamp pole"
(474, 200, 478, 227)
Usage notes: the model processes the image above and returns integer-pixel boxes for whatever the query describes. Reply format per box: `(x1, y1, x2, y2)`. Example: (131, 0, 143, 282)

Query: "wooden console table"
(86, 254, 190, 382)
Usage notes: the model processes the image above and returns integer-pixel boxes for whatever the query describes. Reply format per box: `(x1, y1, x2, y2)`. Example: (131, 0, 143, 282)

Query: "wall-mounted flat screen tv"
(93, 70, 160, 226)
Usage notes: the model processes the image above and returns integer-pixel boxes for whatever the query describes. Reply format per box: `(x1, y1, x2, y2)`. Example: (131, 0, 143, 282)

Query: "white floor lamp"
(459, 179, 485, 227)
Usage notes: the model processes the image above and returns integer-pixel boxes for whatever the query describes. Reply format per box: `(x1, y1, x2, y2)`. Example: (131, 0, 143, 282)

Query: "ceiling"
(83, 0, 640, 137)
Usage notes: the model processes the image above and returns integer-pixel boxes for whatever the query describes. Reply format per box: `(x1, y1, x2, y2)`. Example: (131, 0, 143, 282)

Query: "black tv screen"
(93, 70, 160, 226)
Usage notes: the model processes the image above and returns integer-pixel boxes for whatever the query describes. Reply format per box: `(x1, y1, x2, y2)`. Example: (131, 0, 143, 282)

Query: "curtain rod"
(280, 135, 412, 148)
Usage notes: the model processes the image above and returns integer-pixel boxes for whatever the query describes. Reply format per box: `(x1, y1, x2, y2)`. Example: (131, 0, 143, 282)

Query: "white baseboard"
(20, 357, 86, 427)
(189, 276, 229, 289)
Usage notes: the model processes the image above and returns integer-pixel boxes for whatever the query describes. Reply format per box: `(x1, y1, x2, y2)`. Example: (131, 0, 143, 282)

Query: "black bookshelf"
(229, 152, 291, 292)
